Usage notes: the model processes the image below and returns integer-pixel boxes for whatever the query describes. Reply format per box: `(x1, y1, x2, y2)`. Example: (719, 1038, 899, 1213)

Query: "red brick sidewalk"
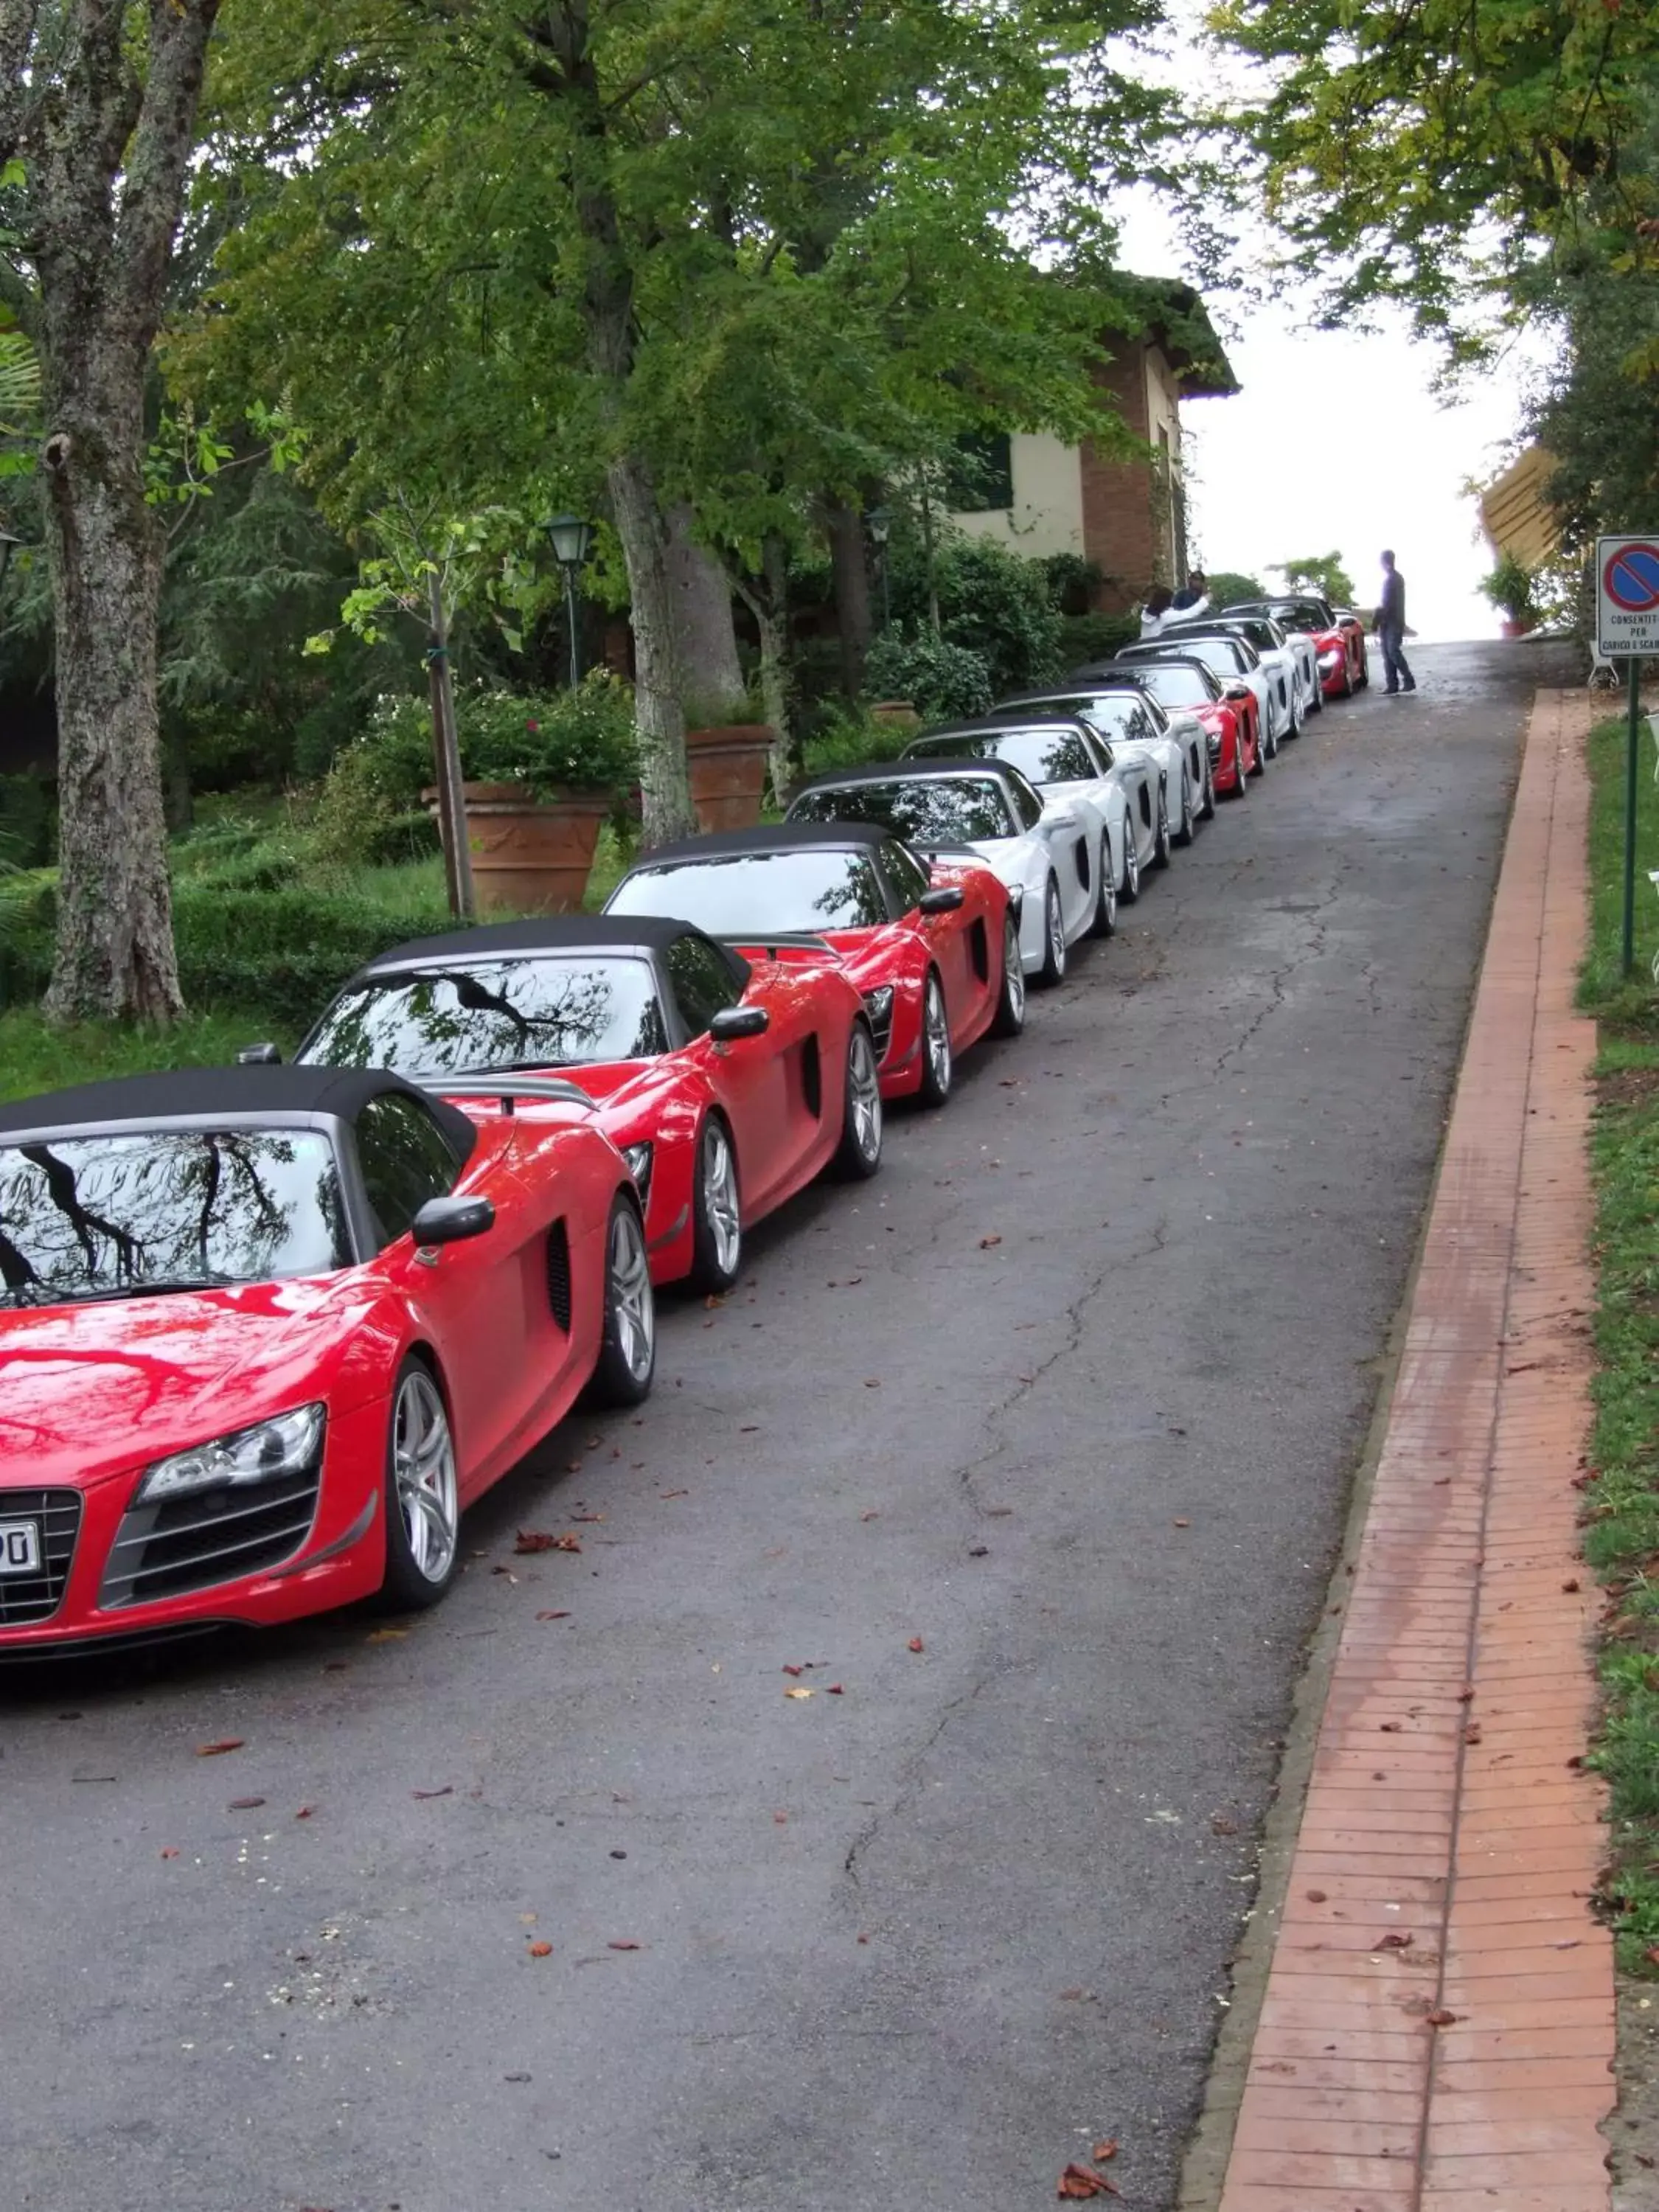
(1214, 689, 1613, 2211)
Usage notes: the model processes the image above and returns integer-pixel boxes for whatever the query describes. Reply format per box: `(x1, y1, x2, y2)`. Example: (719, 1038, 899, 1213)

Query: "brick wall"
(1080, 341, 1168, 613)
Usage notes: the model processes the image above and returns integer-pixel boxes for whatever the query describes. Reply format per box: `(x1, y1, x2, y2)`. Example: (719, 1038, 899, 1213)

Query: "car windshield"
(1172, 639, 1247, 681)
(1026, 694, 1157, 744)
(304, 956, 669, 1077)
(790, 777, 1014, 843)
(908, 728, 1096, 783)
(1130, 665, 1215, 709)
(0, 1128, 347, 1309)
(610, 849, 888, 933)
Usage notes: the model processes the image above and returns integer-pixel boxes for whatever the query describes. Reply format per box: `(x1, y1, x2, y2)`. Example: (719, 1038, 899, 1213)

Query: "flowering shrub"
(459, 672, 639, 796)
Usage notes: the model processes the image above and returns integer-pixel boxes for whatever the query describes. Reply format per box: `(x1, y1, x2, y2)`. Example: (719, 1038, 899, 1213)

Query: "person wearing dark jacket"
(1374, 552, 1415, 694)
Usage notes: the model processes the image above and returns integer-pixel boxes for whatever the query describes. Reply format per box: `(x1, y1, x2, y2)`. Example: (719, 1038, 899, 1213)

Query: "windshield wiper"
(434, 1056, 593, 1076)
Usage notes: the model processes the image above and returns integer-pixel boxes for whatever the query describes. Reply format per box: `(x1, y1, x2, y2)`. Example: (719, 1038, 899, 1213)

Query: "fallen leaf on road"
(535, 1610, 571, 1621)
(860, 1510, 880, 1521)
(1562, 1577, 1581, 1593)
(1425, 2008, 1461, 2027)
(607, 1940, 641, 1951)
(504, 2071, 532, 2082)
(228, 1797, 266, 1812)
(1464, 1724, 1483, 1745)
(907, 1636, 925, 1653)
(366, 1627, 407, 1642)
(1092, 2141, 1119, 2163)
(1305, 1890, 1326, 1902)
(1172, 1518, 1190, 1528)
(514, 1530, 560, 1553)
(968, 1545, 989, 1557)
(740, 1425, 759, 1433)
(863, 1377, 881, 1388)
(412, 1786, 453, 1801)
(979, 1234, 1002, 1249)
(660, 1489, 689, 1500)
(1375, 1931, 1413, 1949)
(195, 1739, 244, 1758)
(528, 1941, 553, 1958)
(785, 1686, 814, 1700)
(572, 1512, 605, 1523)
(492, 1565, 518, 1582)
(773, 1811, 787, 1825)
(1379, 1722, 1402, 1733)
(827, 1683, 844, 1695)
(295, 1806, 315, 1820)
(1457, 1685, 1475, 1702)
(1057, 2162, 1116, 2198)
(783, 1663, 804, 1677)
(160, 1847, 179, 1860)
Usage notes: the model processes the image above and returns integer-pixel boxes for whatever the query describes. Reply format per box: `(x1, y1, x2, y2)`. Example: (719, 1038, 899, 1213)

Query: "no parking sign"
(1598, 535, 1659, 660)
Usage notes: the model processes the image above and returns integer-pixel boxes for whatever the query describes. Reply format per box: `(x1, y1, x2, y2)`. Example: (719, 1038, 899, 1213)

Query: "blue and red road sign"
(1603, 543, 1659, 614)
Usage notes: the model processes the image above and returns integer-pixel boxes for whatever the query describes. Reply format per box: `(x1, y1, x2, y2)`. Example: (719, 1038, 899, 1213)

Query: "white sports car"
(900, 717, 1158, 936)
(995, 685, 1214, 845)
(1111, 634, 1284, 758)
(1161, 620, 1301, 741)
(1198, 613, 1320, 720)
(787, 758, 1095, 986)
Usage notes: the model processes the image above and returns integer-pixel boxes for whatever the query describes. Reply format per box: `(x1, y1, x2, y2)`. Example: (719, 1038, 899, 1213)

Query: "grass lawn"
(0, 1007, 292, 1106)
(1580, 705, 1659, 1969)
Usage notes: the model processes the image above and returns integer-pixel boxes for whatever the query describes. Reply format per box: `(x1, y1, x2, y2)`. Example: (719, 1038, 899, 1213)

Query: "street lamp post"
(543, 513, 595, 690)
(866, 505, 891, 631)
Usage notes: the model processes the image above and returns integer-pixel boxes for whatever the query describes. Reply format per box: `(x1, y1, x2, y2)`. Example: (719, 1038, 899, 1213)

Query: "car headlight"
(622, 1140, 654, 1206)
(138, 1404, 326, 1505)
(862, 985, 895, 1025)
(1318, 647, 1343, 667)
(1206, 731, 1222, 762)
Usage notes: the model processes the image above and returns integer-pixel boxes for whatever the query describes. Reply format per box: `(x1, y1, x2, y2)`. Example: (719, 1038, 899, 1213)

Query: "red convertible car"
(1227, 596, 1368, 698)
(1093, 658, 1262, 794)
(294, 917, 883, 1295)
(605, 821, 1023, 1107)
(0, 1065, 653, 1653)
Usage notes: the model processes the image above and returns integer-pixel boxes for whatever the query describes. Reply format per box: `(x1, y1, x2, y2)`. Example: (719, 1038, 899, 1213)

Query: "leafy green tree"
(1272, 554, 1354, 605)
(1205, 569, 1265, 609)
(2, 0, 221, 1020)
(189, 0, 1175, 841)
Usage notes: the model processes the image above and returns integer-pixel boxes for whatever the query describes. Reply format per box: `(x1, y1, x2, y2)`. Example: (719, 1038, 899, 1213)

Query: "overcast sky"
(1105, 32, 1540, 643)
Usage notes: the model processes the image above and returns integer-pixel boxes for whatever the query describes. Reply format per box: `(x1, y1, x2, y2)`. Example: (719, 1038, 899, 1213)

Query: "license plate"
(0, 1519, 41, 1575)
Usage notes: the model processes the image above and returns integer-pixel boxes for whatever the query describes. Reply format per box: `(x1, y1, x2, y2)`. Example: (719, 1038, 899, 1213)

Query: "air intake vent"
(101, 1474, 318, 1608)
(0, 1491, 81, 1625)
(547, 1220, 573, 1333)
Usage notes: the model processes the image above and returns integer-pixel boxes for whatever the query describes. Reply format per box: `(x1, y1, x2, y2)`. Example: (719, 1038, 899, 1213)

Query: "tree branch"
(111, 0, 222, 351)
(0, 0, 41, 171)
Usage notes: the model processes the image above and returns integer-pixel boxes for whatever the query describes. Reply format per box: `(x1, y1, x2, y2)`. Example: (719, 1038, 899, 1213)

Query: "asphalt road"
(1, 641, 1574, 2212)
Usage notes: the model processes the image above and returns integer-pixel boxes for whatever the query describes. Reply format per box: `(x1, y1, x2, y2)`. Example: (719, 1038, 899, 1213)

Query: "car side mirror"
(709, 1005, 769, 1043)
(918, 885, 964, 915)
(1225, 684, 1252, 703)
(237, 1042, 283, 1065)
(410, 1194, 495, 1248)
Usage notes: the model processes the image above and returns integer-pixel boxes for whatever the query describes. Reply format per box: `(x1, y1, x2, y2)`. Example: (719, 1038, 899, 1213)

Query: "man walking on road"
(1375, 550, 1416, 694)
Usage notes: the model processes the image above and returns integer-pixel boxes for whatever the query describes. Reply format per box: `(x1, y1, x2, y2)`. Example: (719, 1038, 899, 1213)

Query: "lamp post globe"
(543, 514, 595, 689)
(865, 506, 892, 630)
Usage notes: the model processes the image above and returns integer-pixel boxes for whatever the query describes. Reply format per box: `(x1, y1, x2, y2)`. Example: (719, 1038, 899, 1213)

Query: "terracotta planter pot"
(870, 700, 921, 731)
(1500, 617, 1537, 639)
(685, 725, 774, 831)
(427, 783, 610, 914)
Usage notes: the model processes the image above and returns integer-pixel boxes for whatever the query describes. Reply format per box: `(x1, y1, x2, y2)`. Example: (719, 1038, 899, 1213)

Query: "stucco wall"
(946, 432, 1085, 561)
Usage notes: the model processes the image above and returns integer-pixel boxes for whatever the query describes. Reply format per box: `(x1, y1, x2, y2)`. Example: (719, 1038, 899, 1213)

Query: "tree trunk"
(757, 537, 798, 800)
(825, 495, 872, 699)
(41, 403, 184, 1022)
(664, 504, 745, 720)
(609, 454, 695, 846)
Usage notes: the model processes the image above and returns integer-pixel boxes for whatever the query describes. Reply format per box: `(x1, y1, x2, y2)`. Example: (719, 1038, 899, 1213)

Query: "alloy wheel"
(702, 1121, 742, 1279)
(847, 1022, 883, 1164)
(392, 1369, 459, 1587)
(607, 1202, 655, 1385)
(922, 975, 952, 1099)
(1003, 917, 1027, 1023)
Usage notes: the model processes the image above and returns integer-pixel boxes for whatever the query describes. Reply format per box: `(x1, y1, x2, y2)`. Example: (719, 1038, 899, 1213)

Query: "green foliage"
(1206, 570, 1267, 609)
(313, 699, 439, 866)
(1042, 553, 1105, 616)
(1271, 554, 1354, 606)
(0, 775, 55, 869)
(863, 631, 992, 723)
(928, 540, 1063, 698)
(1057, 612, 1139, 667)
(801, 705, 916, 780)
(1477, 554, 1537, 624)
(1573, 720, 1659, 1967)
(0, 1007, 295, 1108)
(458, 672, 639, 796)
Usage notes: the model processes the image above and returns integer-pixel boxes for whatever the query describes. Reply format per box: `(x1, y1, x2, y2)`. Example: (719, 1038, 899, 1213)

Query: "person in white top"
(1139, 584, 1173, 638)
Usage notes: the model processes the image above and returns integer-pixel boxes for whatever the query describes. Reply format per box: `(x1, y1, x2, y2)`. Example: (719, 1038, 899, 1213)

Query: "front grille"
(547, 1220, 573, 1333)
(0, 1491, 82, 1626)
(100, 1472, 319, 1608)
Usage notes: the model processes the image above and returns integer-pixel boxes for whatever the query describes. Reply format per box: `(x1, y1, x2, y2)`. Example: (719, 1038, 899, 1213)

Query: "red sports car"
(293, 917, 883, 1295)
(1099, 657, 1262, 794)
(0, 1065, 654, 1654)
(1228, 595, 1367, 697)
(604, 821, 1023, 1107)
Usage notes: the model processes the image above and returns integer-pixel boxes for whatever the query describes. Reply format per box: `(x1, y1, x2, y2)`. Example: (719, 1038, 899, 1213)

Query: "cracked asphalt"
(0, 641, 1571, 2212)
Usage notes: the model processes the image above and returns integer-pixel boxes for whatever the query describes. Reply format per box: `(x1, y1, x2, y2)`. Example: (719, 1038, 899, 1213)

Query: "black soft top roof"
(354, 914, 749, 988)
(630, 821, 894, 866)
(792, 756, 1028, 796)
(1071, 655, 1213, 679)
(907, 714, 1099, 745)
(0, 1063, 476, 1158)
